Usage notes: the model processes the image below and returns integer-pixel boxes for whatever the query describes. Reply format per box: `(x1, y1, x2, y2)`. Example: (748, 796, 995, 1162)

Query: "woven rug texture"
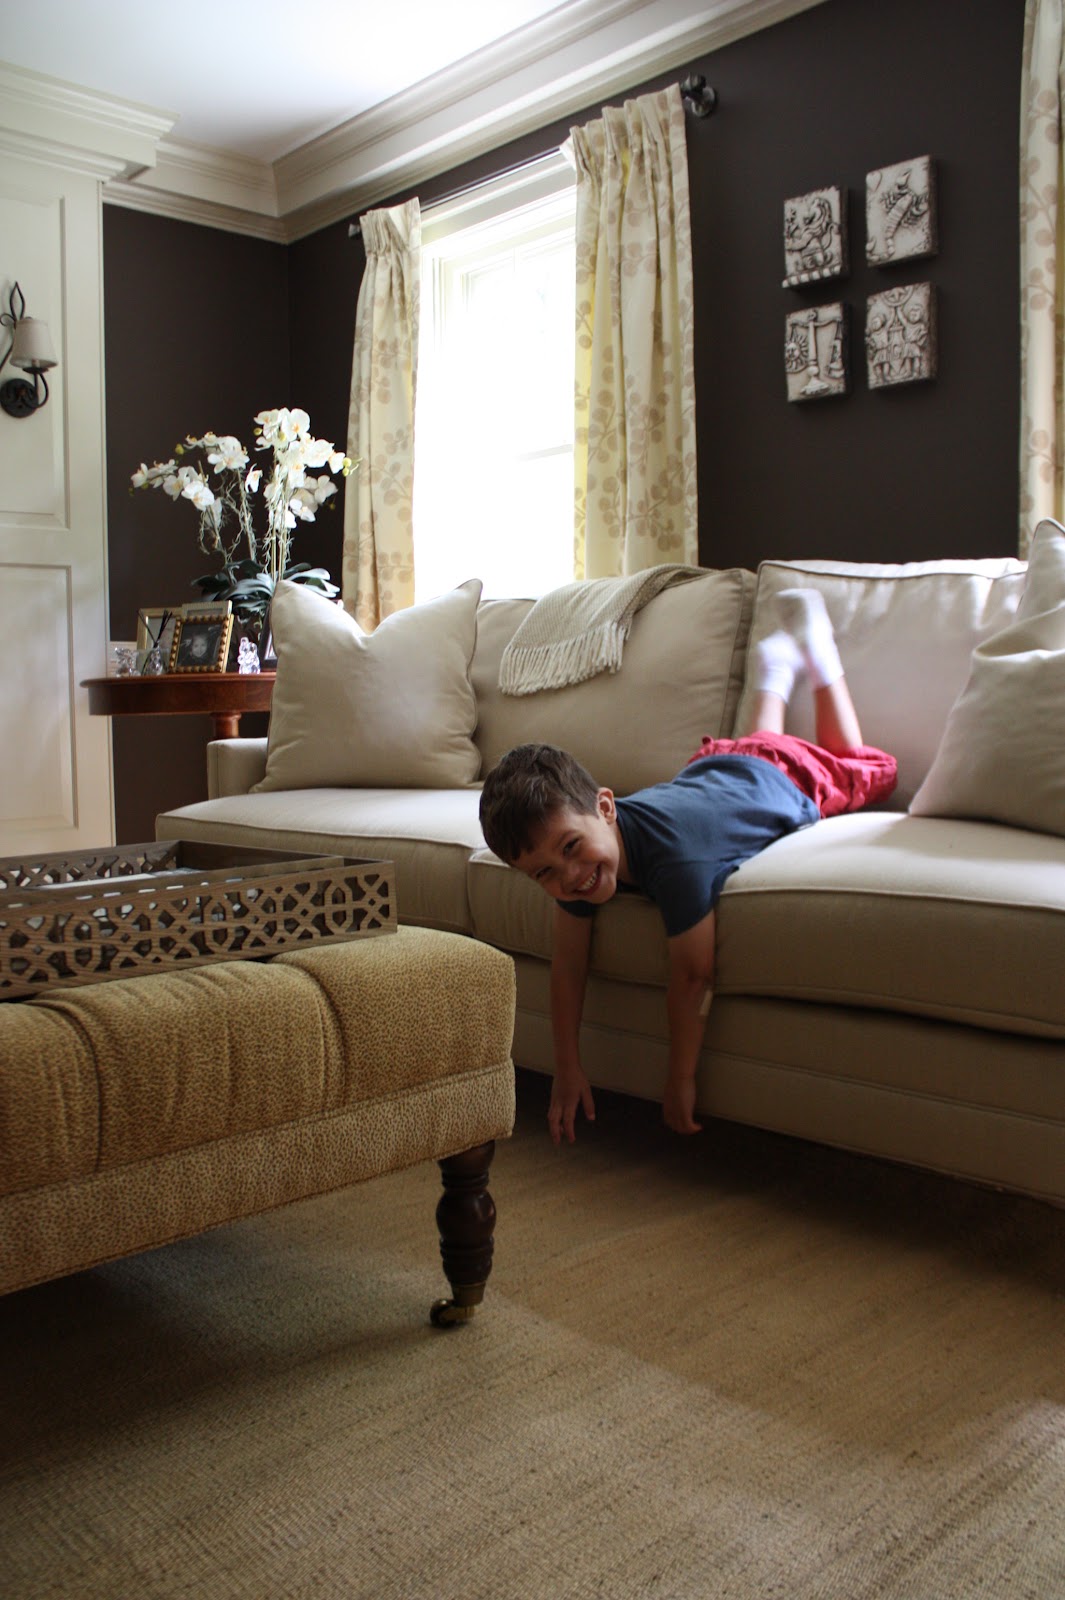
(2, 1075, 1063, 1600)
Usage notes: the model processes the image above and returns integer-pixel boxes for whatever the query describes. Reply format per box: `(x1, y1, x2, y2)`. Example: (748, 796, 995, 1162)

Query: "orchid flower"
(130, 408, 359, 629)
(308, 475, 337, 505)
(207, 435, 249, 474)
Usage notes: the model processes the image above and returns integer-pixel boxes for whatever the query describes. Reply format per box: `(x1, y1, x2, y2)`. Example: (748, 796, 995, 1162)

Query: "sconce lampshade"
(10, 316, 57, 372)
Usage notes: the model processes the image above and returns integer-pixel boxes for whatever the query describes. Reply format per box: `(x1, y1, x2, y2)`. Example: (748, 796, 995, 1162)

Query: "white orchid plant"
(131, 407, 354, 632)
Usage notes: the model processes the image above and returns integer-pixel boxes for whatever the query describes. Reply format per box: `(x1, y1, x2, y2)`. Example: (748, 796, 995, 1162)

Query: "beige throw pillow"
(909, 519, 1065, 834)
(252, 578, 482, 792)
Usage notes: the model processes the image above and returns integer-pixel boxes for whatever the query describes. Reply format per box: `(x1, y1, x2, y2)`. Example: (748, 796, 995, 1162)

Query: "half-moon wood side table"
(83, 672, 276, 741)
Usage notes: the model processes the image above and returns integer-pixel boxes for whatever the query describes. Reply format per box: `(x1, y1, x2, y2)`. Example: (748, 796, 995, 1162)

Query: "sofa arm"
(207, 738, 268, 798)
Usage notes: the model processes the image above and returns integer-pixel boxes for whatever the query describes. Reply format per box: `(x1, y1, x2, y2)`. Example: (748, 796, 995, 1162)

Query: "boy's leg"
(811, 682, 863, 756)
(776, 589, 863, 754)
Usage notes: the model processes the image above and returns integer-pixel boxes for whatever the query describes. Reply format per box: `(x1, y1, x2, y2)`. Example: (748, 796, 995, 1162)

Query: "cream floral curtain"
(569, 83, 698, 579)
(1020, 0, 1065, 556)
(343, 199, 420, 629)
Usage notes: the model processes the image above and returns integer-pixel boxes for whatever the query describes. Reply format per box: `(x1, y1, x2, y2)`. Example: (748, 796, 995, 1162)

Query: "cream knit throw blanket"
(498, 564, 705, 695)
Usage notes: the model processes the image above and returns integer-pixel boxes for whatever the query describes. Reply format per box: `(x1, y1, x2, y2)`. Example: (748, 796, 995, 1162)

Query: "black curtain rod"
(347, 74, 717, 240)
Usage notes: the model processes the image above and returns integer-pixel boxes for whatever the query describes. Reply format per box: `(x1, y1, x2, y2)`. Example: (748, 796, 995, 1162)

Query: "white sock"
(775, 588, 843, 688)
(752, 630, 804, 702)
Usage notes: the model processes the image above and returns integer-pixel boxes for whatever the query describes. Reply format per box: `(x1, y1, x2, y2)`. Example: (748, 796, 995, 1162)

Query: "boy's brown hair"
(479, 743, 600, 863)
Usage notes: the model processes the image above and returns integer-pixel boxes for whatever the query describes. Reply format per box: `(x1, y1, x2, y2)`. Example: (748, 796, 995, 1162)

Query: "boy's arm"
(663, 908, 716, 1135)
(548, 904, 596, 1145)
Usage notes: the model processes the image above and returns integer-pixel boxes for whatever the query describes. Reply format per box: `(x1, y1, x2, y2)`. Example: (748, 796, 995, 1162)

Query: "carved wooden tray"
(0, 839, 396, 999)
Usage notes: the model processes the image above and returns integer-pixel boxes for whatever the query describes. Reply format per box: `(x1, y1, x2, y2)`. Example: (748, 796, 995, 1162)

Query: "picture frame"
(866, 156, 937, 267)
(136, 607, 179, 661)
(785, 302, 848, 402)
(865, 283, 937, 389)
(782, 185, 848, 287)
(169, 611, 234, 674)
(183, 599, 232, 619)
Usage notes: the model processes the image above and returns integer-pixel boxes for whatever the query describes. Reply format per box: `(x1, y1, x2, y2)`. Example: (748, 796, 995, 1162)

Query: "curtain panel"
(343, 199, 420, 629)
(1021, 0, 1065, 557)
(569, 83, 698, 578)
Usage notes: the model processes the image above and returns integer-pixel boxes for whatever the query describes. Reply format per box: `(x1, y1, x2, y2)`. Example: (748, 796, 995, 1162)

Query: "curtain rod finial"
(680, 74, 717, 117)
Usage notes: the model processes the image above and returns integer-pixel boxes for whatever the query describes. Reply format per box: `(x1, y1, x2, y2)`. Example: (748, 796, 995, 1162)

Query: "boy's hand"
(548, 1065, 596, 1145)
(663, 1076, 703, 1136)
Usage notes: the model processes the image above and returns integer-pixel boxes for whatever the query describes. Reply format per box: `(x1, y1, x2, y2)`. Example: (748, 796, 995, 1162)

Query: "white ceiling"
(0, 0, 572, 163)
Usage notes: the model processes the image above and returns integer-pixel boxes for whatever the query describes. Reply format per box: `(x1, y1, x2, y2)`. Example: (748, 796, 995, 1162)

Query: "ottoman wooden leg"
(430, 1141, 497, 1327)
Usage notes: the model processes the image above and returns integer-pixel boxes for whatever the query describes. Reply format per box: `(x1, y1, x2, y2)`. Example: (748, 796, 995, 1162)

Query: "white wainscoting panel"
(0, 564, 74, 832)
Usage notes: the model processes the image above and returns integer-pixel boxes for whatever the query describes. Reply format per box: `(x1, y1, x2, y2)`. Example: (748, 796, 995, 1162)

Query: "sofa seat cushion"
(467, 848, 671, 986)
(156, 789, 485, 933)
(471, 812, 1065, 1039)
(717, 812, 1065, 1037)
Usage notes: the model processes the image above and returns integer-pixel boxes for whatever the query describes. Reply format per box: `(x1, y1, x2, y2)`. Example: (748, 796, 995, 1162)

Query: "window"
(413, 154, 576, 601)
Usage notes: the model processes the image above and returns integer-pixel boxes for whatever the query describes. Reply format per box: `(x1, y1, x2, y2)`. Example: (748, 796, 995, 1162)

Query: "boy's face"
(512, 793, 622, 905)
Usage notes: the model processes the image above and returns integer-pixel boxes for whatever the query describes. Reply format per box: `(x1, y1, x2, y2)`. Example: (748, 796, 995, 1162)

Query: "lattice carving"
(0, 841, 396, 999)
(0, 841, 182, 891)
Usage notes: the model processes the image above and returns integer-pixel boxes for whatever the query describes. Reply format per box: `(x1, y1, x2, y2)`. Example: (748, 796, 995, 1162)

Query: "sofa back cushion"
(471, 568, 756, 794)
(734, 558, 1026, 807)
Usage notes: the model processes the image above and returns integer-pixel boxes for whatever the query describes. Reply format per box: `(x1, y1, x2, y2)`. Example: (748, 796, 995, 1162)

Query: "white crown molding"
(89, 0, 827, 242)
(0, 61, 175, 179)
(280, 0, 828, 242)
(109, 137, 281, 221)
(102, 178, 288, 244)
(276, 0, 824, 221)
(275, 0, 648, 210)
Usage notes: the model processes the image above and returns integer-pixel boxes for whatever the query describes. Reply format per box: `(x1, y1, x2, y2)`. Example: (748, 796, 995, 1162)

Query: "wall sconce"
(0, 282, 57, 419)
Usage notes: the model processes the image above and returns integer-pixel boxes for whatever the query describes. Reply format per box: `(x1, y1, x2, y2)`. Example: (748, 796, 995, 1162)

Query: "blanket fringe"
(497, 621, 627, 696)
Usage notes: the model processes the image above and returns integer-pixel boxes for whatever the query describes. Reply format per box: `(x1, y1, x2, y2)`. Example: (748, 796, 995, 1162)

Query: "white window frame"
(413, 151, 577, 602)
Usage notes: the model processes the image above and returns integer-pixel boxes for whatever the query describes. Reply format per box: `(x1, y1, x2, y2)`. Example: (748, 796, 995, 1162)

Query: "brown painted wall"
(104, 0, 1023, 837)
(103, 208, 289, 840)
(683, 0, 1022, 567)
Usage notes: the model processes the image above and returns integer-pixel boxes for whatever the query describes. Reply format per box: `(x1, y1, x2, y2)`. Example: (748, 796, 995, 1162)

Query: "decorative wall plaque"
(783, 186, 848, 287)
(865, 284, 936, 389)
(785, 303, 848, 401)
(866, 156, 937, 266)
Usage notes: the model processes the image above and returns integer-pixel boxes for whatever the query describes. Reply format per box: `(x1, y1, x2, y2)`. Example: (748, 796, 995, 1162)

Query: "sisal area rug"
(2, 1073, 1063, 1599)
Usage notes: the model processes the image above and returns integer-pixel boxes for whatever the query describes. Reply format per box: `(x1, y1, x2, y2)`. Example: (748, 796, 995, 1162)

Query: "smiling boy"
(478, 590, 897, 1145)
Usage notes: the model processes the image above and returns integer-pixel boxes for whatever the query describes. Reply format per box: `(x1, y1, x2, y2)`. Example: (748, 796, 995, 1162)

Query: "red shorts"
(687, 731, 897, 817)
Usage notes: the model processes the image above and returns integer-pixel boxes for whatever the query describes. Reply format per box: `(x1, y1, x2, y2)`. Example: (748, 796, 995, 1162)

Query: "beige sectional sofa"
(157, 546, 1065, 1208)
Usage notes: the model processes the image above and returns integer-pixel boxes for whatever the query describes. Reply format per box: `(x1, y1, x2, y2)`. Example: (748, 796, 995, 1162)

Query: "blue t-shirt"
(557, 755, 818, 937)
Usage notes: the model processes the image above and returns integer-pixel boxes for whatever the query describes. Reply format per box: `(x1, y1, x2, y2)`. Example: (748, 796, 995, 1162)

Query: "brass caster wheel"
(429, 1297, 478, 1328)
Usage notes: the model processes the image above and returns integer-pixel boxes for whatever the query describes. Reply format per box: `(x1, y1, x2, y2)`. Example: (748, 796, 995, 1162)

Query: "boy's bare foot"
(663, 1077, 703, 1135)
